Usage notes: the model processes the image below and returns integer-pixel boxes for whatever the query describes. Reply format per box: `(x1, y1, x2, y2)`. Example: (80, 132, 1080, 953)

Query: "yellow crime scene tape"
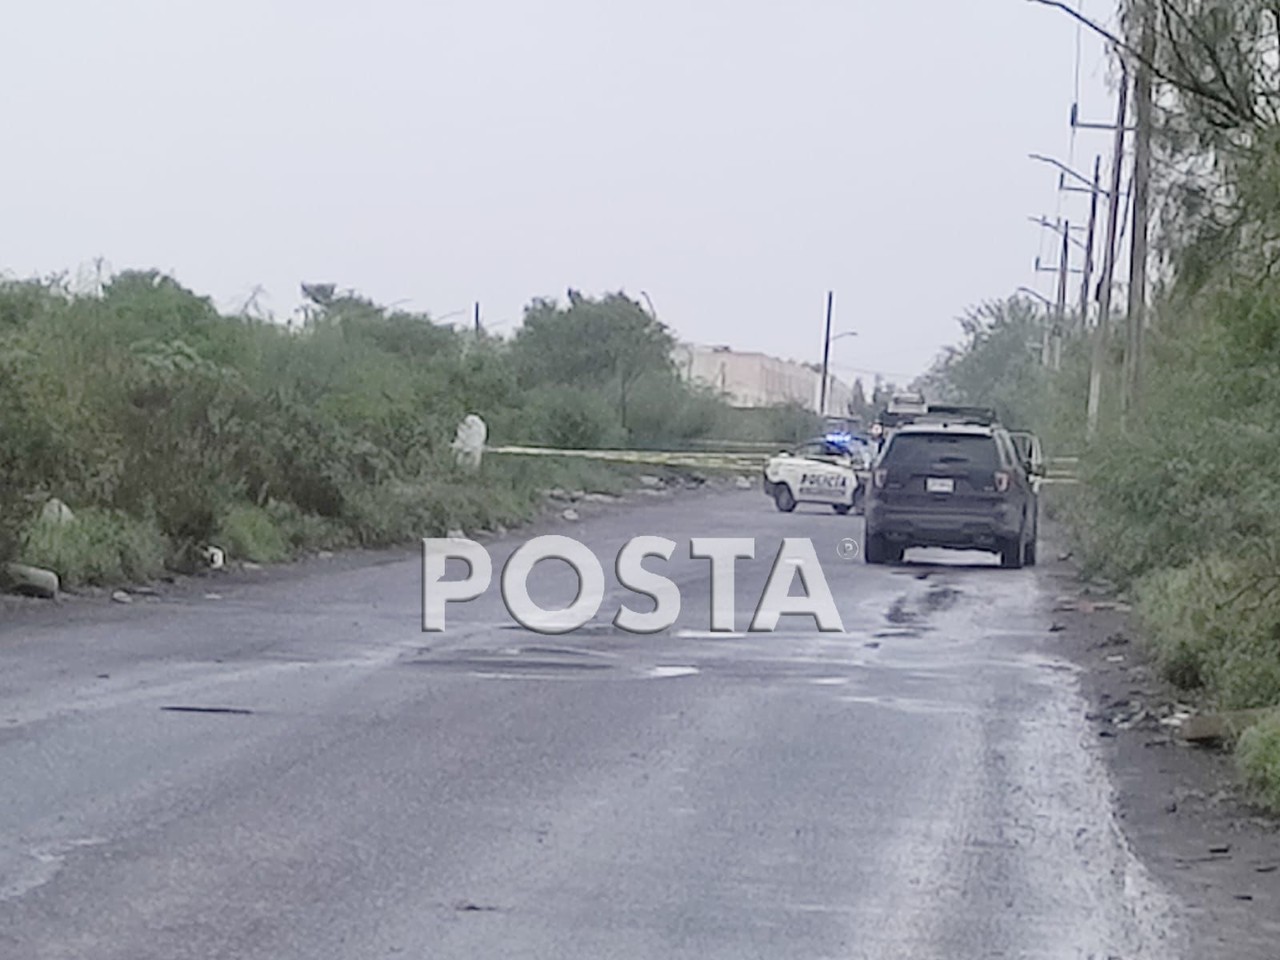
(486, 445, 767, 473)
(487, 447, 1083, 483)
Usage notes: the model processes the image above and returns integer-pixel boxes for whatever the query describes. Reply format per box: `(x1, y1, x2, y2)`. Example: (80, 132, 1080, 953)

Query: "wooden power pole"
(1086, 64, 1130, 441)
(1080, 155, 1102, 331)
(1052, 219, 1070, 371)
(1123, 15, 1155, 418)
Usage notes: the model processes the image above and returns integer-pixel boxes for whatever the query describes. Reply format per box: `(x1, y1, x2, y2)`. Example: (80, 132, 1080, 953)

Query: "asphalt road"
(0, 488, 1185, 959)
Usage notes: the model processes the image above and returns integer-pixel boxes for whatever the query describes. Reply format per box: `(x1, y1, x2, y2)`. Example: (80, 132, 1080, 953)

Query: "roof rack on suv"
(873, 404, 999, 430)
(914, 404, 998, 427)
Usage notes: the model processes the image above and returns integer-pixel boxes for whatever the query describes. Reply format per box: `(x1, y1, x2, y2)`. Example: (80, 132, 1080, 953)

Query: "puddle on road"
(408, 656, 613, 674)
(921, 585, 962, 612)
(886, 597, 920, 624)
(645, 666, 699, 679)
(837, 693, 978, 716)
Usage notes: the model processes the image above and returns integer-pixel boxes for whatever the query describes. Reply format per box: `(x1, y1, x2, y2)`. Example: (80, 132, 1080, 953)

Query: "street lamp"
(1029, 216, 1088, 252)
(1016, 286, 1052, 308)
(1029, 153, 1114, 197)
(820, 324, 858, 416)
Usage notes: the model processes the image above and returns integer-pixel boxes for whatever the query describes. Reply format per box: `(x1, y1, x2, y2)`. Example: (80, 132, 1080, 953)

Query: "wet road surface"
(0, 489, 1184, 958)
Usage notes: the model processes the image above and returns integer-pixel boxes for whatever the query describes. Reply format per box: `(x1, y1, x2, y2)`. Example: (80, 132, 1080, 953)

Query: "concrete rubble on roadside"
(3, 562, 60, 599)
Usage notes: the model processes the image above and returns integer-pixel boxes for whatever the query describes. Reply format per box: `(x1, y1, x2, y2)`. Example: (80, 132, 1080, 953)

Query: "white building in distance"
(672, 343, 854, 414)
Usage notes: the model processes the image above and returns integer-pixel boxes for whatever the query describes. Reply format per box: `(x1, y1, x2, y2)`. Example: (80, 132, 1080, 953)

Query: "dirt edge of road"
(1038, 526, 1280, 958)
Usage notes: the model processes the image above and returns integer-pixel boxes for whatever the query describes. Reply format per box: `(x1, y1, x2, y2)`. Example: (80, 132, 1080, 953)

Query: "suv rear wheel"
(865, 533, 904, 565)
(832, 503, 851, 515)
(999, 535, 1024, 569)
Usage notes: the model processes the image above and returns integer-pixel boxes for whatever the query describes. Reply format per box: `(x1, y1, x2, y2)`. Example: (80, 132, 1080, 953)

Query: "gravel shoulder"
(1038, 523, 1280, 958)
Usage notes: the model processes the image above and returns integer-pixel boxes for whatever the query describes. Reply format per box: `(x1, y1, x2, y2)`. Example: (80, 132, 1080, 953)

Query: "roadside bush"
(218, 504, 292, 564)
(0, 273, 739, 583)
(19, 508, 167, 586)
(1238, 716, 1280, 814)
(1135, 550, 1280, 709)
(624, 374, 725, 448)
(262, 499, 351, 552)
(518, 384, 625, 449)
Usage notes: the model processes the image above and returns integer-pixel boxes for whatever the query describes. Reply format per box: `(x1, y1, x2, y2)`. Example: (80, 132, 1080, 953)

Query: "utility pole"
(819, 290, 834, 416)
(1052, 218, 1070, 370)
(1124, 15, 1154, 418)
(1079, 155, 1102, 330)
(474, 302, 481, 334)
(1086, 63, 1130, 441)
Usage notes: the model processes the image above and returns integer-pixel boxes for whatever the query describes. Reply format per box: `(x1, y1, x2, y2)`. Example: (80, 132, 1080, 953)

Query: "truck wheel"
(865, 532, 888, 564)
(773, 484, 797, 513)
(999, 535, 1024, 569)
(832, 503, 852, 515)
(1024, 536, 1037, 567)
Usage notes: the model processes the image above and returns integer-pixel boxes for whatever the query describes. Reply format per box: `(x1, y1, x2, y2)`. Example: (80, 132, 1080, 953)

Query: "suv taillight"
(873, 468, 888, 489)
(994, 470, 1011, 493)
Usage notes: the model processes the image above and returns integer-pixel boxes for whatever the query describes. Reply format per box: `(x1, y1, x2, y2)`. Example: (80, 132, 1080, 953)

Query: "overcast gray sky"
(2, 0, 1120, 385)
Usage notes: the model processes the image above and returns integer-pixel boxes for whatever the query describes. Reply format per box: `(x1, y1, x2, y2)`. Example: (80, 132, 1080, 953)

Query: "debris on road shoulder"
(3, 563, 60, 600)
(1177, 708, 1280, 745)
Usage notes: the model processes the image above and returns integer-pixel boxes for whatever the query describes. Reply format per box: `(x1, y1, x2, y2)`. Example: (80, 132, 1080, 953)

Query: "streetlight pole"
(819, 291, 834, 416)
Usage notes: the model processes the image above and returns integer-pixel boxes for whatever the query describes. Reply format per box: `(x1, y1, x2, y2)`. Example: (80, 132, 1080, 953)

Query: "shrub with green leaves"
(1238, 716, 1280, 814)
(20, 507, 167, 587)
(0, 275, 751, 579)
(1134, 548, 1280, 710)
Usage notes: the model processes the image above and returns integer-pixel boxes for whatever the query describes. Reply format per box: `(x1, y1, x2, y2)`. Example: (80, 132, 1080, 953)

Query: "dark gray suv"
(863, 422, 1039, 568)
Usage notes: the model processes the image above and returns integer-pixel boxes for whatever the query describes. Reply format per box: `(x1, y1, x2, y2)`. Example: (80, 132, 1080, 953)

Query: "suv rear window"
(882, 433, 999, 470)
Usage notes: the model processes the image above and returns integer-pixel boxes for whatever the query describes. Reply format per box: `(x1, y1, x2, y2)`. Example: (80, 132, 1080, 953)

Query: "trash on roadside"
(40, 498, 75, 526)
(1177, 707, 1280, 744)
(561, 508, 580, 522)
(111, 590, 133, 604)
(450, 414, 487, 472)
(3, 563, 59, 600)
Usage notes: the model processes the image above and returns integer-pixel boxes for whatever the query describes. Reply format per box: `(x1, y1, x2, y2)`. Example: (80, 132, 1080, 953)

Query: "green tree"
(510, 290, 676, 434)
(919, 297, 1049, 429)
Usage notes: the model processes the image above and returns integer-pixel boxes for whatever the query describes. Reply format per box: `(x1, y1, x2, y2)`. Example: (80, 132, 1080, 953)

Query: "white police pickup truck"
(762, 434, 872, 515)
